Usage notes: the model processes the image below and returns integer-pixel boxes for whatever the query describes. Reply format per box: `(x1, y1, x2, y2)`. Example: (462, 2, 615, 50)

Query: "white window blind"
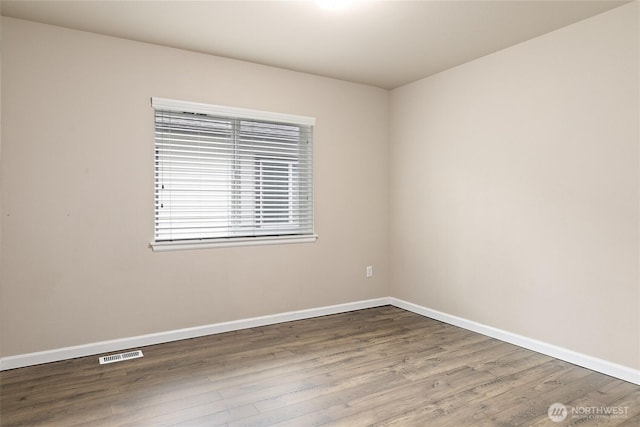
(152, 98, 315, 250)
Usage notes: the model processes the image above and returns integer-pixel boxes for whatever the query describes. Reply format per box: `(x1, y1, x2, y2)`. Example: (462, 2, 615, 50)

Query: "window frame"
(150, 97, 317, 252)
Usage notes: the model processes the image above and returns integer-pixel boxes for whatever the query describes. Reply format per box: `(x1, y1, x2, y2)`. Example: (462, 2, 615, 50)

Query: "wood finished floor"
(1, 306, 638, 426)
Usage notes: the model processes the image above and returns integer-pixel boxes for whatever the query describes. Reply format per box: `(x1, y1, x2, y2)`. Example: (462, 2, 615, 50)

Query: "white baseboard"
(2, 296, 638, 386)
(0, 297, 391, 371)
(390, 297, 640, 385)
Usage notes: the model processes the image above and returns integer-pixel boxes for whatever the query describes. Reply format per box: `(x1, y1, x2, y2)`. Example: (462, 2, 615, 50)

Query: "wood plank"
(1, 306, 637, 426)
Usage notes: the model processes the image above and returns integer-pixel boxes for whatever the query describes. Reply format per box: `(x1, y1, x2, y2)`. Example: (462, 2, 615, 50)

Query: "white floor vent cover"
(98, 350, 144, 365)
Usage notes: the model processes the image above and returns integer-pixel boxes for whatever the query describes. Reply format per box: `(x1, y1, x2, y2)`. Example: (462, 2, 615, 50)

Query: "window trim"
(150, 234, 318, 252)
(151, 98, 316, 127)
(150, 97, 317, 252)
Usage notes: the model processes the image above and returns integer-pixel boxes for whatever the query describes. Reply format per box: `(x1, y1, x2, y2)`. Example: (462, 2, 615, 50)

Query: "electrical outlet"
(366, 265, 373, 278)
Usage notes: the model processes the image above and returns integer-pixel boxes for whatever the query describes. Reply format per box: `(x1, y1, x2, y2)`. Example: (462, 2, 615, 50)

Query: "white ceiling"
(0, 0, 629, 89)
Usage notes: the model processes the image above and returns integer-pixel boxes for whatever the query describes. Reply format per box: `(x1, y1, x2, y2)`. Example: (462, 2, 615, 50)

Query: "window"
(151, 98, 316, 251)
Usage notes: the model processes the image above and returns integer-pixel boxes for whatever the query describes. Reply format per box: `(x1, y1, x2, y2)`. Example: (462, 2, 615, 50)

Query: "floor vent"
(98, 350, 144, 365)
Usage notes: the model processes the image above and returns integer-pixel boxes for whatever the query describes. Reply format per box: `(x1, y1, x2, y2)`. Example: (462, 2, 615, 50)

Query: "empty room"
(0, 0, 638, 425)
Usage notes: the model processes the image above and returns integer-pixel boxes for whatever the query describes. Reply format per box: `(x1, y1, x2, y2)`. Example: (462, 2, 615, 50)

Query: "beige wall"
(390, 3, 639, 369)
(0, 18, 390, 356)
(2, 2, 638, 373)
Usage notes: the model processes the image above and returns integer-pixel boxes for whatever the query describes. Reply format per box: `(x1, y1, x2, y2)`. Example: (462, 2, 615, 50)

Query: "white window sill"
(150, 234, 318, 252)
